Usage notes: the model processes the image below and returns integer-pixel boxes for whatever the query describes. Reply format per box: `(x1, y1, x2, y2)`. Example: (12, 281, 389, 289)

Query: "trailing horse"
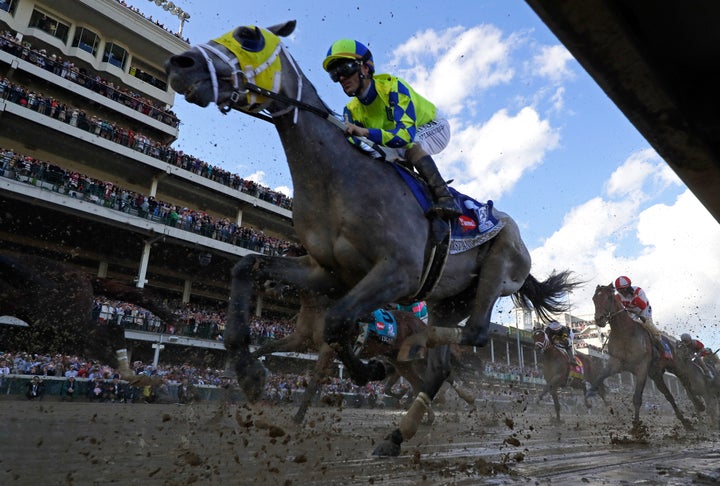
(588, 284, 696, 430)
(673, 341, 720, 428)
(532, 329, 608, 423)
(251, 301, 476, 424)
(165, 20, 579, 456)
(0, 253, 175, 384)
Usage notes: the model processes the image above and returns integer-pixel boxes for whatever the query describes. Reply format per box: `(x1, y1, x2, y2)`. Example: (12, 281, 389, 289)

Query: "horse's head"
(165, 20, 297, 114)
(532, 328, 549, 350)
(592, 283, 619, 328)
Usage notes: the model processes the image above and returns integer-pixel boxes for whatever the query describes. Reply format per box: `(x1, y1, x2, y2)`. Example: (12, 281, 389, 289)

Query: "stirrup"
(427, 199, 462, 220)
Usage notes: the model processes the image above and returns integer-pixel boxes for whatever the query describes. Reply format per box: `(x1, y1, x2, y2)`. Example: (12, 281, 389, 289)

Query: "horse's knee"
(458, 324, 489, 347)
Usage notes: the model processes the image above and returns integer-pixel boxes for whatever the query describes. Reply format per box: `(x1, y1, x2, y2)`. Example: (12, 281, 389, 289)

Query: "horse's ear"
(267, 20, 296, 37)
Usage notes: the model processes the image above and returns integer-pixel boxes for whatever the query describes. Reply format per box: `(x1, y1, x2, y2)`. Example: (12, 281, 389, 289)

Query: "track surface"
(1, 393, 719, 485)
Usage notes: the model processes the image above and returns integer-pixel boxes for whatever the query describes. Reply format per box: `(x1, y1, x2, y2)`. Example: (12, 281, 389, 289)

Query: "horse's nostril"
(170, 55, 195, 69)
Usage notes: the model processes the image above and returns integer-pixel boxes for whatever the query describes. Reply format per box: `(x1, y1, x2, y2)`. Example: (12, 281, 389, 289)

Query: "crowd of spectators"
(115, 0, 191, 43)
(92, 298, 296, 344)
(0, 350, 400, 405)
(0, 30, 294, 210)
(1, 147, 296, 257)
(0, 30, 179, 127)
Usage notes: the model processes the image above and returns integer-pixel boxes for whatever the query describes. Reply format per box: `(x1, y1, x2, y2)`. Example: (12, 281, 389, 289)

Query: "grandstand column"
(149, 176, 159, 197)
(136, 241, 151, 288)
(236, 208, 243, 228)
(152, 336, 165, 367)
(255, 294, 263, 316)
(97, 260, 108, 278)
(136, 235, 163, 288)
(182, 279, 192, 303)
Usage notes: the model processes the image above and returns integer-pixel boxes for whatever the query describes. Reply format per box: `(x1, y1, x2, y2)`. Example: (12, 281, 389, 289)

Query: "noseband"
(533, 330, 549, 351)
(594, 290, 626, 326)
(195, 39, 302, 120)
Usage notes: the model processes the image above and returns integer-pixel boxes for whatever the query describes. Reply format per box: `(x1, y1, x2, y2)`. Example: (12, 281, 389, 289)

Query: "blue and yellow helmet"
(322, 39, 374, 73)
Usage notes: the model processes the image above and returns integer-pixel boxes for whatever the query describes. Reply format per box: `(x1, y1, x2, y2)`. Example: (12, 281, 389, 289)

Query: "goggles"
(328, 60, 360, 82)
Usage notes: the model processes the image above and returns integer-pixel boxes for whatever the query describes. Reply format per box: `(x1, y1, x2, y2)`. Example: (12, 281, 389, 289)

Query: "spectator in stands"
(26, 375, 45, 400)
(0, 358, 10, 376)
(88, 376, 104, 402)
(61, 375, 77, 401)
(176, 376, 196, 404)
(0, 358, 10, 391)
(104, 374, 126, 403)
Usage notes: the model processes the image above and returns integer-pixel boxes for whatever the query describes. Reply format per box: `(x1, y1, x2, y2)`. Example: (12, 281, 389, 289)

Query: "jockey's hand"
(344, 116, 369, 138)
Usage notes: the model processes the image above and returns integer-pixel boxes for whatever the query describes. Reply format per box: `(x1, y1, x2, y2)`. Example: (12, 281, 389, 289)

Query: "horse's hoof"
(422, 408, 436, 426)
(237, 360, 267, 403)
(292, 409, 307, 424)
(367, 359, 392, 381)
(397, 334, 428, 362)
(372, 429, 403, 457)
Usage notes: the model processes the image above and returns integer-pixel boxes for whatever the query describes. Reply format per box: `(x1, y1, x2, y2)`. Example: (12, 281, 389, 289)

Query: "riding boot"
(413, 155, 462, 220)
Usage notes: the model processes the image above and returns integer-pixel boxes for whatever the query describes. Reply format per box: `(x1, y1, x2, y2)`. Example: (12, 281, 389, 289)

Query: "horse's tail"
(511, 270, 581, 322)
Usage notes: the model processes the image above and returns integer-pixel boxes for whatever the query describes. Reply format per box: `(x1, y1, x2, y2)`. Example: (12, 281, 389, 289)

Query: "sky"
(134, 0, 720, 350)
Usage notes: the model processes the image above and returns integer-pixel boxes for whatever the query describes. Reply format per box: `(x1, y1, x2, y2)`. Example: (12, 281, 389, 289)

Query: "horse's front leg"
(324, 262, 416, 386)
(587, 358, 621, 398)
(226, 254, 321, 402)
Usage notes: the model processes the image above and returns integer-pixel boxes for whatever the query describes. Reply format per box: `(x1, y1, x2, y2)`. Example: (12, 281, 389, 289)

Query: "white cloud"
(531, 44, 575, 83)
(605, 148, 665, 200)
(524, 150, 720, 349)
(388, 25, 517, 116)
(244, 170, 266, 184)
(440, 106, 560, 200)
(274, 185, 293, 198)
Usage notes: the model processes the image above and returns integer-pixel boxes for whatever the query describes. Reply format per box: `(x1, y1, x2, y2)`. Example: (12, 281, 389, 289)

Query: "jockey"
(614, 276, 664, 354)
(323, 39, 462, 220)
(680, 333, 715, 380)
(545, 320, 574, 359)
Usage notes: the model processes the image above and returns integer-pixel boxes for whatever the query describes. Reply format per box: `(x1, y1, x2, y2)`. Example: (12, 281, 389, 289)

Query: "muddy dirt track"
(1, 393, 719, 485)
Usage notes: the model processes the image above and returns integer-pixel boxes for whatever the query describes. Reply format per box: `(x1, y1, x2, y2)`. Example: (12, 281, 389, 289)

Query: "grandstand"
(0, 0, 600, 378)
(0, 1, 297, 310)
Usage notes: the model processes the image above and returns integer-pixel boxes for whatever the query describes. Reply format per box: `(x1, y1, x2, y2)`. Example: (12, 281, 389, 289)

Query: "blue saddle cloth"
(392, 164, 505, 254)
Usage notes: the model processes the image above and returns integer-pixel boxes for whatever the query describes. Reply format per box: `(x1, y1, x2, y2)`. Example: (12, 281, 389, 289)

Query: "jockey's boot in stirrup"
(414, 155, 462, 220)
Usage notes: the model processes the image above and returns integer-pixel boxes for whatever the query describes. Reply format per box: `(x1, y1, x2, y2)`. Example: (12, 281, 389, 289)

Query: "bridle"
(533, 329, 550, 351)
(194, 40, 344, 129)
(593, 286, 626, 327)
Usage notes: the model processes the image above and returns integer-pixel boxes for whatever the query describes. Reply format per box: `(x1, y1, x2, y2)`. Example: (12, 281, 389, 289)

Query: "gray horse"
(165, 20, 578, 456)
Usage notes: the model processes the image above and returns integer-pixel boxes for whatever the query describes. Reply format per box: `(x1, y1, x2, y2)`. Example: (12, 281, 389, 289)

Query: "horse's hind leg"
(373, 345, 451, 456)
(293, 342, 336, 424)
(551, 390, 562, 423)
(649, 371, 693, 430)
